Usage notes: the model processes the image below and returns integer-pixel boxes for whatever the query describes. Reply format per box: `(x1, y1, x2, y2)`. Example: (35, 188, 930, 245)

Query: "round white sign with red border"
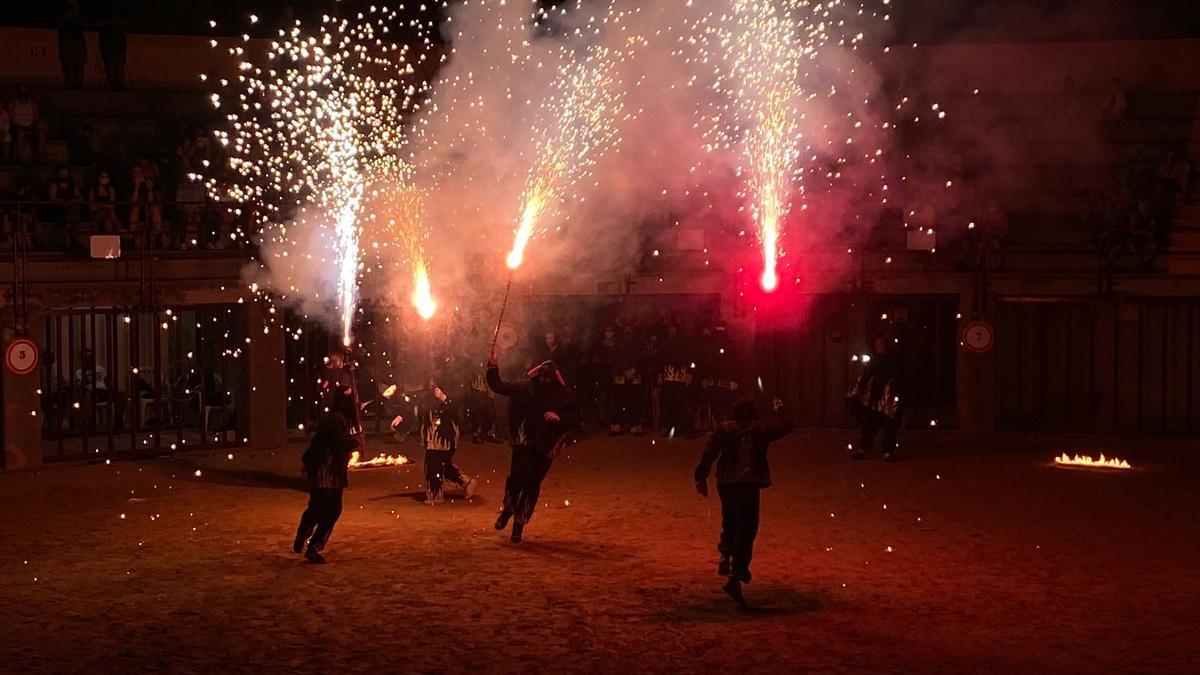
(962, 321, 994, 353)
(5, 338, 39, 375)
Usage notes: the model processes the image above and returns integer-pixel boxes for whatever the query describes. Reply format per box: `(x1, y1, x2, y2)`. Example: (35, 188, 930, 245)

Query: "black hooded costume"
(487, 359, 580, 539)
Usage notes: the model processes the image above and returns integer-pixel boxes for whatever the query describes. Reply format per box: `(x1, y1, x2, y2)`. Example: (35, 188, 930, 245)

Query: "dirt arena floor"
(1, 430, 1197, 674)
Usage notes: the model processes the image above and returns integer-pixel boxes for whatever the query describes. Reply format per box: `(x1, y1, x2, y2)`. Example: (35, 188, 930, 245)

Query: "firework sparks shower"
(505, 44, 625, 270)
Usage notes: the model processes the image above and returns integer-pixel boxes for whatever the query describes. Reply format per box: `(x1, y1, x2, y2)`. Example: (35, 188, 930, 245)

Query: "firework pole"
(490, 274, 514, 355)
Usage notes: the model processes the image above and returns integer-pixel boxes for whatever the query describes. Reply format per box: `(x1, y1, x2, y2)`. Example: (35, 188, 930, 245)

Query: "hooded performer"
(486, 351, 581, 542)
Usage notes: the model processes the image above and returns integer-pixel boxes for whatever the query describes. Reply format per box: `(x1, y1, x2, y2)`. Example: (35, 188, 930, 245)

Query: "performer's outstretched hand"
(695, 479, 709, 497)
(543, 411, 561, 422)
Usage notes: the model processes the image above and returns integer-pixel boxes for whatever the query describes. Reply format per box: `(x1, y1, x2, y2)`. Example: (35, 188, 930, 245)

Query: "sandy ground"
(1, 430, 1198, 674)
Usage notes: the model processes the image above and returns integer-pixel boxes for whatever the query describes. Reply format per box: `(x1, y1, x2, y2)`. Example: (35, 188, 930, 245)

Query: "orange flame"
(507, 190, 546, 270)
(381, 384, 398, 399)
(412, 259, 437, 320)
(1053, 453, 1132, 470)
(348, 450, 410, 469)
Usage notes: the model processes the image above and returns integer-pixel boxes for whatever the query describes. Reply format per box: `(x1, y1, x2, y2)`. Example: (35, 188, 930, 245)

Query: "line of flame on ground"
(349, 451, 411, 469)
(1053, 453, 1132, 470)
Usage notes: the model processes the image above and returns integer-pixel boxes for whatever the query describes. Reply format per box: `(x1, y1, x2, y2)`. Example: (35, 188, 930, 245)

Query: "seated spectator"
(8, 84, 44, 164)
(88, 170, 121, 233)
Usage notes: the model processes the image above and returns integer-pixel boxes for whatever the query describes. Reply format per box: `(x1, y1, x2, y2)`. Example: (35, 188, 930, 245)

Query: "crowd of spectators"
(0, 81, 240, 253)
(1091, 144, 1193, 273)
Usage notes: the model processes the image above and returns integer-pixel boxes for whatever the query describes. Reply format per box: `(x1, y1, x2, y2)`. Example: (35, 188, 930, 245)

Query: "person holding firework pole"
(695, 397, 792, 605)
(418, 383, 478, 504)
(486, 350, 580, 542)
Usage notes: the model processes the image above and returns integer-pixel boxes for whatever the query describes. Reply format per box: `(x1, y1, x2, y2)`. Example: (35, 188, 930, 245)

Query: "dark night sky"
(2, 0, 1198, 42)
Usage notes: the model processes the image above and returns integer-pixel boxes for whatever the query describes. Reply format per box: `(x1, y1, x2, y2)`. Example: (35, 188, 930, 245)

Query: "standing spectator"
(11, 176, 38, 251)
(659, 324, 694, 437)
(88, 170, 120, 233)
(8, 84, 43, 164)
(0, 102, 11, 163)
(58, 1, 88, 89)
(99, 10, 129, 91)
(127, 164, 163, 247)
(1101, 78, 1127, 124)
(47, 167, 83, 249)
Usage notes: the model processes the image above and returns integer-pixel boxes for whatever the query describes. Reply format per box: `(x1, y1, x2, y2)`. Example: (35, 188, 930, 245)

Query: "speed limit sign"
(962, 321, 994, 354)
(5, 338, 39, 375)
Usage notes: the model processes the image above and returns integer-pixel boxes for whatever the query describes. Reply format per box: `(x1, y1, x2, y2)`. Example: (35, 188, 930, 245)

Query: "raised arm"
(485, 365, 517, 397)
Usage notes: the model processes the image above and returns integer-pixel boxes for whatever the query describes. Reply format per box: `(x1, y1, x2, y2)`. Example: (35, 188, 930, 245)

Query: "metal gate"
(39, 305, 248, 460)
(995, 298, 1200, 433)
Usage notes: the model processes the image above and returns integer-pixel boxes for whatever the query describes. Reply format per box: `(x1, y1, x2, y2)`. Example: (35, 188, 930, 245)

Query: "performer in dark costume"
(845, 336, 907, 462)
(295, 413, 357, 564)
(486, 353, 580, 542)
(695, 397, 792, 604)
(418, 383, 477, 504)
(658, 324, 694, 437)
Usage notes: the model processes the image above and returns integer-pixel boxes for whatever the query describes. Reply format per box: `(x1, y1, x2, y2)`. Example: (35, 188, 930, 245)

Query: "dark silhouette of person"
(295, 413, 357, 563)
(486, 353, 580, 542)
(846, 336, 907, 462)
(695, 397, 791, 605)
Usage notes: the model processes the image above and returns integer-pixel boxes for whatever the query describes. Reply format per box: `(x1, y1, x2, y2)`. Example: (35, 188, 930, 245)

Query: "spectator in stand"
(58, 2, 88, 89)
(978, 202, 1010, 272)
(1127, 200, 1159, 270)
(88, 170, 121, 233)
(176, 126, 212, 246)
(11, 176, 38, 251)
(0, 103, 11, 163)
(1101, 78, 1127, 124)
(68, 121, 100, 166)
(8, 84, 43, 164)
(99, 10, 129, 91)
(128, 163, 163, 247)
(47, 167, 84, 249)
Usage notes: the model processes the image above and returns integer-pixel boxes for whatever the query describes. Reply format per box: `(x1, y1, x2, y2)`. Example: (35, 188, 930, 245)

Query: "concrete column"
(3, 317, 45, 468)
(244, 301, 288, 450)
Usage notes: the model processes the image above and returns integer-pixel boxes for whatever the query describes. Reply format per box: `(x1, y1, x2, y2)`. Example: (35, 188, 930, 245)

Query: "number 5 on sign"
(5, 338, 39, 375)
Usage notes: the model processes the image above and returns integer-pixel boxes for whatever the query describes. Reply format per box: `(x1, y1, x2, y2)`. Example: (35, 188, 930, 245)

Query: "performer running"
(695, 397, 792, 605)
(295, 412, 357, 564)
(418, 383, 477, 504)
(486, 352, 580, 542)
(845, 336, 907, 462)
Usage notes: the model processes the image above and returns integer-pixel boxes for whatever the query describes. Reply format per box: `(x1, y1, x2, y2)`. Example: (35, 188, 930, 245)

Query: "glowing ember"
(381, 384, 398, 399)
(1053, 453, 1132, 470)
(349, 451, 411, 469)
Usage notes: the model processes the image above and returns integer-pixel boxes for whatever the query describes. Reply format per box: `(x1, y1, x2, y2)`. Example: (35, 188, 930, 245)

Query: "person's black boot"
(722, 578, 747, 606)
(292, 532, 306, 554)
(304, 545, 326, 564)
(494, 510, 512, 531)
(510, 521, 524, 543)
